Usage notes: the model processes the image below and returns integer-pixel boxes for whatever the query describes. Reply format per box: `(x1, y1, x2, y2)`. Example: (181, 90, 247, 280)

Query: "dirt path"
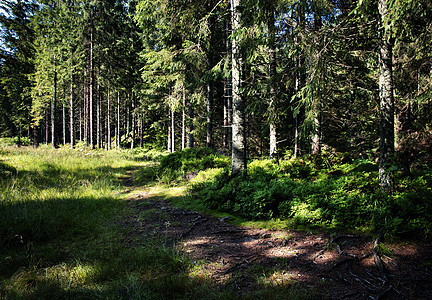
(119, 176, 432, 299)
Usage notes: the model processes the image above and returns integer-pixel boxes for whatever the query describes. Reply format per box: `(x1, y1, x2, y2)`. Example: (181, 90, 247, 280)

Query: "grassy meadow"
(1, 143, 431, 299)
(0, 145, 223, 299)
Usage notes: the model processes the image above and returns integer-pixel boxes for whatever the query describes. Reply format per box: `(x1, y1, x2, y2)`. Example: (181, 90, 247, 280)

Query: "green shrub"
(189, 152, 432, 235)
(157, 148, 230, 183)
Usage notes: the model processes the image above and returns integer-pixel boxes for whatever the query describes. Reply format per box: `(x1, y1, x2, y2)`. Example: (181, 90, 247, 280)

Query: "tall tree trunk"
(189, 103, 194, 148)
(139, 115, 143, 148)
(45, 109, 49, 145)
(79, 95, 82, 142)
(131, 96, 135, 149)
(311, 102, 320, 155)
(206, 82, 213, 149)
(268, 6, 277, 159)
(171, 107, 175, 152)
(311, 7, 322, 156)
(294, 0, 306, 158)
(33, 112, 39, 148)
(51, 69, 57, 149)
(96, 83, 101, 149)
(117, 92, 120, 149)
(182, 89, 186, 150)
(126, 104, 130, 144)
(378, 0, 395, 191)
(63, 102, 66, 146)
(223, 20, 232, 154)
(89, 14, 94, 149)
(167, 119, 172, 152)
(70, 71, 74, 149)
(231, 0, 246, 176)
(107, 89, 111, 150)
(84, 85, 88, 144)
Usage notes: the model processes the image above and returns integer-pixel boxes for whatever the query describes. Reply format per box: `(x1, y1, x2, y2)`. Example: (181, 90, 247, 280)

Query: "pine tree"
(231, 0, 246, 175)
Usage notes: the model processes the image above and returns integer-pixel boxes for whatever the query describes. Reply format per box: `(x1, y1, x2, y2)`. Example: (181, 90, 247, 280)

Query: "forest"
(1, 0, 432, 298)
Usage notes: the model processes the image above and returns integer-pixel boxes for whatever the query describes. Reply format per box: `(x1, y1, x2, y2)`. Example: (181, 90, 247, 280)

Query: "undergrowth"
(187, 151, 432, 237)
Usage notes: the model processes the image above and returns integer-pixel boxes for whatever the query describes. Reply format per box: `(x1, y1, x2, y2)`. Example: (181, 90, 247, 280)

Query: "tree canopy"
(0, 0, 431, 187)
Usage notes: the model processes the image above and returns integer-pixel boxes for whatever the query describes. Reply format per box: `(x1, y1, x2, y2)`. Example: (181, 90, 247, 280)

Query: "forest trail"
(119, 172, 432, 299)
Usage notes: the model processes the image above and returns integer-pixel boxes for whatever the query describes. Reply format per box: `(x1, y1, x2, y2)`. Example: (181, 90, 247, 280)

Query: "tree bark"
(206, 82, 213, 149)
(231, 0, 246, 176)
(182, 89, 186, 150)
(107, 89, 111, 150)
(70, 71, 74, 149)
(131, 95, 135, 149)
(96, 83, 101, 149)
(311, 9, 322, 156)
(117, 91, 120, 149)
(167, 118, 172, 152)
(294, 0, 306, 158)
(189, 103, 194, 148)
(51, 68, 57, 148)
(63, 102, 66, 146)
(171, 106, 175, 152)
(311, 102, 320, 155)
(89, 12, 94, 149)
(378, 0, 395, 191)
(268, 6, 277, 159)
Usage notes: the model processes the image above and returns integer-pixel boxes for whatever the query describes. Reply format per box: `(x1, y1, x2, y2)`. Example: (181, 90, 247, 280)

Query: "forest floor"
(118, 171, 432, 300)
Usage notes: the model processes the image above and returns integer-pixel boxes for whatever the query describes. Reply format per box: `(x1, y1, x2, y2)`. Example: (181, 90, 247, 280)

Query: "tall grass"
(0, 146, 214, 299)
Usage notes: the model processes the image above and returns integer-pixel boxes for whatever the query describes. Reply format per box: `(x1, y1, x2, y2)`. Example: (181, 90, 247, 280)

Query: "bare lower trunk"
(189, 104, 194, 148)
(167, 119, 172, 152)
(107, 90, 111, 150)
(231, 0, 246, 176)
(117, 92, 120, 148)
(63, 102, 66, 146)
(89, 20, 94, 149)
(206, 82, 213, 149)
(51, 70, 57, 148)
(311, 101, 320, 155)
(378, 0, 395, 191)
(70, 72, 74, 149)
(96, 84, 100, 149)
(171, 108, 175, 152)
(268, 7, 277, 159)
(131, 97, 135, 149)
(182, 91, 186, 150)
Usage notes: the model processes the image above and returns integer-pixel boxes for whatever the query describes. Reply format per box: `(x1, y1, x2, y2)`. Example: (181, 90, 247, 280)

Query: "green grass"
(0, 145, 311, 299)
(0, 146, 207, 299)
